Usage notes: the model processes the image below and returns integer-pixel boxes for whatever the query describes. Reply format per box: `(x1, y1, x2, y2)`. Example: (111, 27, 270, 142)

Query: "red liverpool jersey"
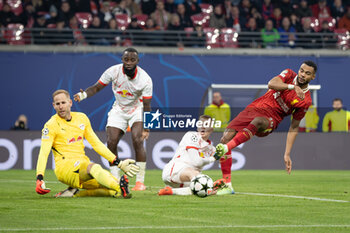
(247, 68, 312, 126)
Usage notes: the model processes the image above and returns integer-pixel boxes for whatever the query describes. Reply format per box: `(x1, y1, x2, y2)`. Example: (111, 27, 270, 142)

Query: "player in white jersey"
(158, 115, 226, 196)
(74, 48, 152, 191)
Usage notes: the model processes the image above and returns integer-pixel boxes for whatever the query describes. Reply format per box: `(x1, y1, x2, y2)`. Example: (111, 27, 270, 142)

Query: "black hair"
(123, 47, 138, 55)
(303, 60, 317, 73)
(333, 98, 343, 104)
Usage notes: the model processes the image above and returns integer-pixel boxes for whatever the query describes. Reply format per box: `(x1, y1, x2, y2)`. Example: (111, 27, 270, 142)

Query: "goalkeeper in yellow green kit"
(35, 89, 139, 198)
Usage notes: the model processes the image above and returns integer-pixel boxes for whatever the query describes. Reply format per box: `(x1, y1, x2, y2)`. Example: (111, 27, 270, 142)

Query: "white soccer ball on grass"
(190, 174, 213, 198)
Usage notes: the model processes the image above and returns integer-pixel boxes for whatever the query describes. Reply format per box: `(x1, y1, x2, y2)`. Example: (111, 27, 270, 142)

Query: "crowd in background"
(0, 0, 350, 47)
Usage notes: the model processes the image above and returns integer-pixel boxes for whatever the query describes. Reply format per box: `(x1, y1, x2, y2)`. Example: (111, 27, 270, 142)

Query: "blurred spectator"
(50, 19, 75, 45)
(47, 5, 59, 25)
(224, 0, 232, 19)
(183, 0, 201, 17)
(298, 104, 319, 132)
(204, 91, 231, 131)
(278, 16, 296, 47)
(0, 3, 18, 26)
(240, 17, 261, 48)
(294, 0, 312, 19)
(338, 7, 350, 31)
(74, 0, 91, 13)
(20, 3, 36, 27)
(32, 13, 49, 44)
(57, 1, 74, 26)
(128, 16, 143, 45)
(98, 2, 113, 27)
(322, 98, 350, 132)
(11, 114, 29, 130)
(250, 6, 264, 29)
(151, 0, 171, 30)
(297, 17, 319, 49)
(113, 0, 131, 16)
(290, 13, 302, 32)
(143, 17, 162, 46)
(187, 24, 206, 47)
(165, 0, 177, 13)
(270, 7, 282, 29)
(32, 0, 50, 12)
(141, 0, 157, 15)
(126, 0, 142, 15)
(226, 5, 244, 31)
(84, 16, 108, 45)
(261, 0, 273, 21)
(239, 0, 252, 20)
(277, 0, 292, 17)
(69, 16, 86, 45)
(311, 0, 331, 19)
(176, 3, 192, 28)
(209, 4, 226, 29)
(261, 18, 280, 48)
(331, 0, 346, 21)
(107, 18, 122, 46)
(319, 20, 337, 48)
(166, 13, 184, 46)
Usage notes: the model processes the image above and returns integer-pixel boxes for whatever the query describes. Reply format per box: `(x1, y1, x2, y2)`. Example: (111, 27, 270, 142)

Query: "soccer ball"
(190, 174, 213, 198)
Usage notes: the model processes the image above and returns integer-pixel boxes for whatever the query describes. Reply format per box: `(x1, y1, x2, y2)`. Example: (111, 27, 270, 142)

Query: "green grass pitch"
(0, 169, 349, 233)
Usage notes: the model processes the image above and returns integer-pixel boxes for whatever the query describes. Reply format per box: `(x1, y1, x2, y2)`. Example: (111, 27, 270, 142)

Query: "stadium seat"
(7, 0, 22, 15)
(203, 27, 220, 49)
(199, 3, 213, 15)
(4, 23, 27, 45)
(319, 17, 336, 32)
(75, 12, 93, 29)
(190, 13, 210, 28)
(334, 28, 350, 50)
(301, 17, 320, 32)
(115, 14, 130, 30)
(132, 14, 148, 28)
(220, 28, 238, 48)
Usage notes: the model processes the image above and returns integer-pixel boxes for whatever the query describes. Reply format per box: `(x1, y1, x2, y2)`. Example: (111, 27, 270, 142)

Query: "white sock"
(172, 187, 192, 195)
(110, 166, 120, 180)
(136, 162, 146, 183)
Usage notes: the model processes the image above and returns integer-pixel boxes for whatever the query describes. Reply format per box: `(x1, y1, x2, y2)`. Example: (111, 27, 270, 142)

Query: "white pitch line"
(236, 192, 350, 203)
(0, 179, 348, 203)
(1, 224, 350, 232)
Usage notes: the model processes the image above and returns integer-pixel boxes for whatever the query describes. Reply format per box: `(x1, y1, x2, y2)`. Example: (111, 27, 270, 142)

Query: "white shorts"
(106, 107, 142, 133)
(162, 161, 191, 188)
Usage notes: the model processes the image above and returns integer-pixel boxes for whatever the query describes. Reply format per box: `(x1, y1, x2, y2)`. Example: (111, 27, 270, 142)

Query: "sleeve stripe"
(186, 146, 199, 150)
(98, 80, 107, 86)
(143, 96, 152, 99)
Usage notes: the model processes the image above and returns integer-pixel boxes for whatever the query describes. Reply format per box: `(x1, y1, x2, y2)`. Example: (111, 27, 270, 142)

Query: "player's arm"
(84, 122, 139, 177)
(268, 76, 304, 100)
(187, 148, 216, 167)
(284, 118, 300, 174)
(74, 82, 106, 102)
(35, 130, 54, 195)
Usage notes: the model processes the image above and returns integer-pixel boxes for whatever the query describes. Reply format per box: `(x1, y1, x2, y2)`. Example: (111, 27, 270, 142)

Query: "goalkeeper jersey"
(36, 112, 116, 176)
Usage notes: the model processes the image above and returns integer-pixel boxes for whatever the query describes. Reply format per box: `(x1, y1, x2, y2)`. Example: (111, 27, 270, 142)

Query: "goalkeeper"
(35, 89, 139, 198)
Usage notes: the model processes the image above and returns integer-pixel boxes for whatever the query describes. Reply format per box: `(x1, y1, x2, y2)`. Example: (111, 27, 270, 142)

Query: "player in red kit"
(216, 61, 317, 195)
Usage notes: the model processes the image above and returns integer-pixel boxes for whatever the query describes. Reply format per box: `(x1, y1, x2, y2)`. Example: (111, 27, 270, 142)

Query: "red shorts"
(227, 108, 278, 137)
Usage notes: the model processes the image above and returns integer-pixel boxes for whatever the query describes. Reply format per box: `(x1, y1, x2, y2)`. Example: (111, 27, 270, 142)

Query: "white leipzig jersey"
(99, 64, 153, 114)
(169, 131, 216, 170)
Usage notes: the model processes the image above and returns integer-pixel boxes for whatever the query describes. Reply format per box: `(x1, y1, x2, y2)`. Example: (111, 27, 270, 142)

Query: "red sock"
(227, 124, 258, 150)
(220, 152, 232, 183)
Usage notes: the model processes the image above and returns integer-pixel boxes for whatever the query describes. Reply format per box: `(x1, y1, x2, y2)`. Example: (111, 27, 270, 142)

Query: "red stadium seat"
(199, 3, 213, 15)
(75, 12, 93, 29)
(7, 0, 22, 15)
(220, 28, 238, 48)
(203, 27, 220, 49)
(4, 23, 28, 45)
(334, 28, 350, 50)
(115, 14, 130, 30)
(132, 14, 148, 28)
(319, 17, 336, 31)
(301, 17, 320, 32)
(190, 13, 210, 27)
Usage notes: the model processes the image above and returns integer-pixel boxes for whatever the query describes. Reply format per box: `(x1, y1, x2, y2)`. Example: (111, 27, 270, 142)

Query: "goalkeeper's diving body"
(35, 89, 140, 198)
(158, 115, 227, 196)
(216, 61, 317, 194)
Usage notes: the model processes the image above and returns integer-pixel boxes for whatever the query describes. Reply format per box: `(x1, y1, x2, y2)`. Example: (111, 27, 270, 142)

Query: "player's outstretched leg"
(54, 187, 79, 198)
(131, 122, 147, 191)
(88, 164, 123, 196)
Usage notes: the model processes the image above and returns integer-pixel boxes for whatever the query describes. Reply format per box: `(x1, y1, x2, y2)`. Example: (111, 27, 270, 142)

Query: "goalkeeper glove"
(216, 143, 228, 157)
(36, 175, 51, 195)
(111, 157, 140, 178)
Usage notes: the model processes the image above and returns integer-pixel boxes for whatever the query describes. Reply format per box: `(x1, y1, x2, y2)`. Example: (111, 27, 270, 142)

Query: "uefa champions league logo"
(143, 109, 221, 130)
